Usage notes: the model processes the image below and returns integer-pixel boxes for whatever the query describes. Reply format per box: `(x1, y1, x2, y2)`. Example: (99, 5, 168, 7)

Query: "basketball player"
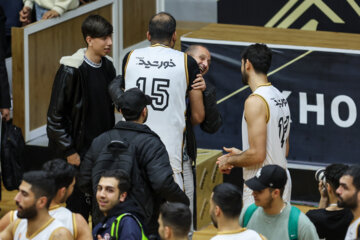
(0, 159, 92, 239)
(0, 171, 72, 240)
(217, 43, 292, 206)
(121, 12, 204, 193)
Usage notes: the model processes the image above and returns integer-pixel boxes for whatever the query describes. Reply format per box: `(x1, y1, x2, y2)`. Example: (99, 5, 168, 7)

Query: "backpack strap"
(110, 213, 148, 240)
(288, 206, 301, 240)
(243, 204, 258, 227)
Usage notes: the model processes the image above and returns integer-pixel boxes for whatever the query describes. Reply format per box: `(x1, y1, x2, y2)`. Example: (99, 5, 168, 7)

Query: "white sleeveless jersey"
(242, 84, 290, 181)
(345, 216, 360, 240)
(124, 45, 189, 173)
(13, 217, 65, 240)
(11, 206, 76, 238)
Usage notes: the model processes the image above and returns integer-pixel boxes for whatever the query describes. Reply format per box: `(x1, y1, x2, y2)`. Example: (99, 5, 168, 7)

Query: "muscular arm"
(0, 221, 14, 240)
(0, 211, 12, 232)
(189, 89, 205, 125)
(217, 95, 267, 171)
(74, 213, 92, 240)
(187, 55, 205, 125)
(50, 227, 73, 240)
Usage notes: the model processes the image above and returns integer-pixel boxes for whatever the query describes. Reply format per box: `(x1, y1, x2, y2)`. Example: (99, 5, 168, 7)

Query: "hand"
(0, 108, 10, 121)
(216, 147, 241, 174)
(19, 6, 32, 25)
(318, 181, 328, 198)
(97, 235, 105, 240)
(191, 74, 206, 91)
(67, 153, 81, 166)
(42, 10, 60, 19)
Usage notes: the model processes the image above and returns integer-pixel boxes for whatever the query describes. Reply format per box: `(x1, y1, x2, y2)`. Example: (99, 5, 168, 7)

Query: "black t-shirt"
(306, 208, 353, 240)
(83, 59, 115, 149)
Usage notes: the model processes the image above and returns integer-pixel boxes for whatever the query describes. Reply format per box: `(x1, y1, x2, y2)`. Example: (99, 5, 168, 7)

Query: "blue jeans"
(34, 2, 48, 21)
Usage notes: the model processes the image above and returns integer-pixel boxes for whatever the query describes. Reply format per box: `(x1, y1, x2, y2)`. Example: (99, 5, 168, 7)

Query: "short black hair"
(42, 159, 76, 190)
(149, 12, 176, 42)
(325, 163, 349, 190)
(81, 14, 113, 43)
(343, 165, 360, 191)
(212, 183, 242, 218)
(100, 169, 131, 194)
(160, 202, 191, 238)
(22, 170, 56, 208)
(241, 43, 272, 74)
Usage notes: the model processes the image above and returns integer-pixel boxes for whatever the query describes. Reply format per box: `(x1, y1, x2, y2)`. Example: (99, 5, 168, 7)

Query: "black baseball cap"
(245, 165, 287, 191)
(119, 88, 152, 119)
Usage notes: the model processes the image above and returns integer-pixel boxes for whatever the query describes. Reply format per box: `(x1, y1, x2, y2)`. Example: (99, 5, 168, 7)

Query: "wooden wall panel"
(123, 0, 156, 48)
(11, 28, 24, 132)
(27, 6, 112, 131)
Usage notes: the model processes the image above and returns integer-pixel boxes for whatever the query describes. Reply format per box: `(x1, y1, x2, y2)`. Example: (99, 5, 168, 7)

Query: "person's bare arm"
(0, 211, 12, 232)
(286, 137, 290, 157)
(217, 95, 267, 172)
(189, 88, 205, 125)
(0, 221, 15, 240)
(74, 213, 92, 240)
(50, 227, 73, 240)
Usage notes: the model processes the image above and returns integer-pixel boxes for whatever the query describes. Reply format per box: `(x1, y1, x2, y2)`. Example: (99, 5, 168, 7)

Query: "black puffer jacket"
(78, 121, 189, 224)
(46, 49, 115, 157)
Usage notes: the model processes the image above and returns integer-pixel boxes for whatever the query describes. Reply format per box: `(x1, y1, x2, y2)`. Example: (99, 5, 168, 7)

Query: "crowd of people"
(0, 4, 358, 240)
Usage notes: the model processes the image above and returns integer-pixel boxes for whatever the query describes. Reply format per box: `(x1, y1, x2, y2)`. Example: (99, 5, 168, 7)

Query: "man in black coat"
(79, 87, 189, 240)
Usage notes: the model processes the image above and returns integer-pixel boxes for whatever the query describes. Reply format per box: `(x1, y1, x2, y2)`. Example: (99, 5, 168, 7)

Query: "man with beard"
(157, 202, 191, 240)
(336, 165, 360, 240)
(209, 183, 265, 240)
(0, 170, 73, 239)
(217, 43, 292, 206)
(79, 87, 189, 239)
(239, 165, 319, 240)
(306, 164, 352, 240)
(0, 159, 92, 240)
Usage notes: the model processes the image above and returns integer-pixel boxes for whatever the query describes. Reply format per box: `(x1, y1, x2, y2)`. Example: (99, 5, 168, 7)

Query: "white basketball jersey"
(11, 206, 76, 238)
(13, 217, 65, 240)
(124, 44, 189, 173)
(242, 84, 290, 181)
(345, 216, 360, 240)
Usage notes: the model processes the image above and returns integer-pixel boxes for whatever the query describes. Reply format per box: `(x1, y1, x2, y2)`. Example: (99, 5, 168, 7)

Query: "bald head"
(148, 12, 176, 44)
(185, 45, 211, 75)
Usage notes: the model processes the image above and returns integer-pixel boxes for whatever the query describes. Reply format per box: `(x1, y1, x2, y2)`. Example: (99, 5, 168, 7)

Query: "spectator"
(20, 0, 79, 25)
(158, 202, 191, 240)
(0, 171, 72, 239)
(239, 165, 319, 240)
(79, 87, 189, 239)
(336, 165, 360, 240)
(0, 6, 11, 121)
(210, 183, 265, 240)
(47, 14, 116, 221)
(93, 169, 147, 240)
(0, 0, 22, 57)
(306, 164, 352, 240)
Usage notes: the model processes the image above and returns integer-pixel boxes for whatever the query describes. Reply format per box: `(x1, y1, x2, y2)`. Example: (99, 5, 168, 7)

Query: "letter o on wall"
(331, 95, 357, 128)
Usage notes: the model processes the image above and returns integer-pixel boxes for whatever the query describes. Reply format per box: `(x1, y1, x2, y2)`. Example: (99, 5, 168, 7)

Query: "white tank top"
(13, 217, 65, 240)
(242, 84, 291, 180)
(11, 205, 76, 238)
(124, 44, 189, 173)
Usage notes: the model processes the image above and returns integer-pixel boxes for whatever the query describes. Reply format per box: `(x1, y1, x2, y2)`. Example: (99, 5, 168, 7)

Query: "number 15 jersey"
(124, 44, 198, 173)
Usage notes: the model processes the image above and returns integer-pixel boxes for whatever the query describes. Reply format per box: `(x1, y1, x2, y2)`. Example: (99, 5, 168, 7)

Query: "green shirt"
(239, 203, 319, 240)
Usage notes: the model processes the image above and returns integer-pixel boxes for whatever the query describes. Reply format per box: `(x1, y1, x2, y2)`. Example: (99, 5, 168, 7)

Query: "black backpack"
(1, 121, 25, 191)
